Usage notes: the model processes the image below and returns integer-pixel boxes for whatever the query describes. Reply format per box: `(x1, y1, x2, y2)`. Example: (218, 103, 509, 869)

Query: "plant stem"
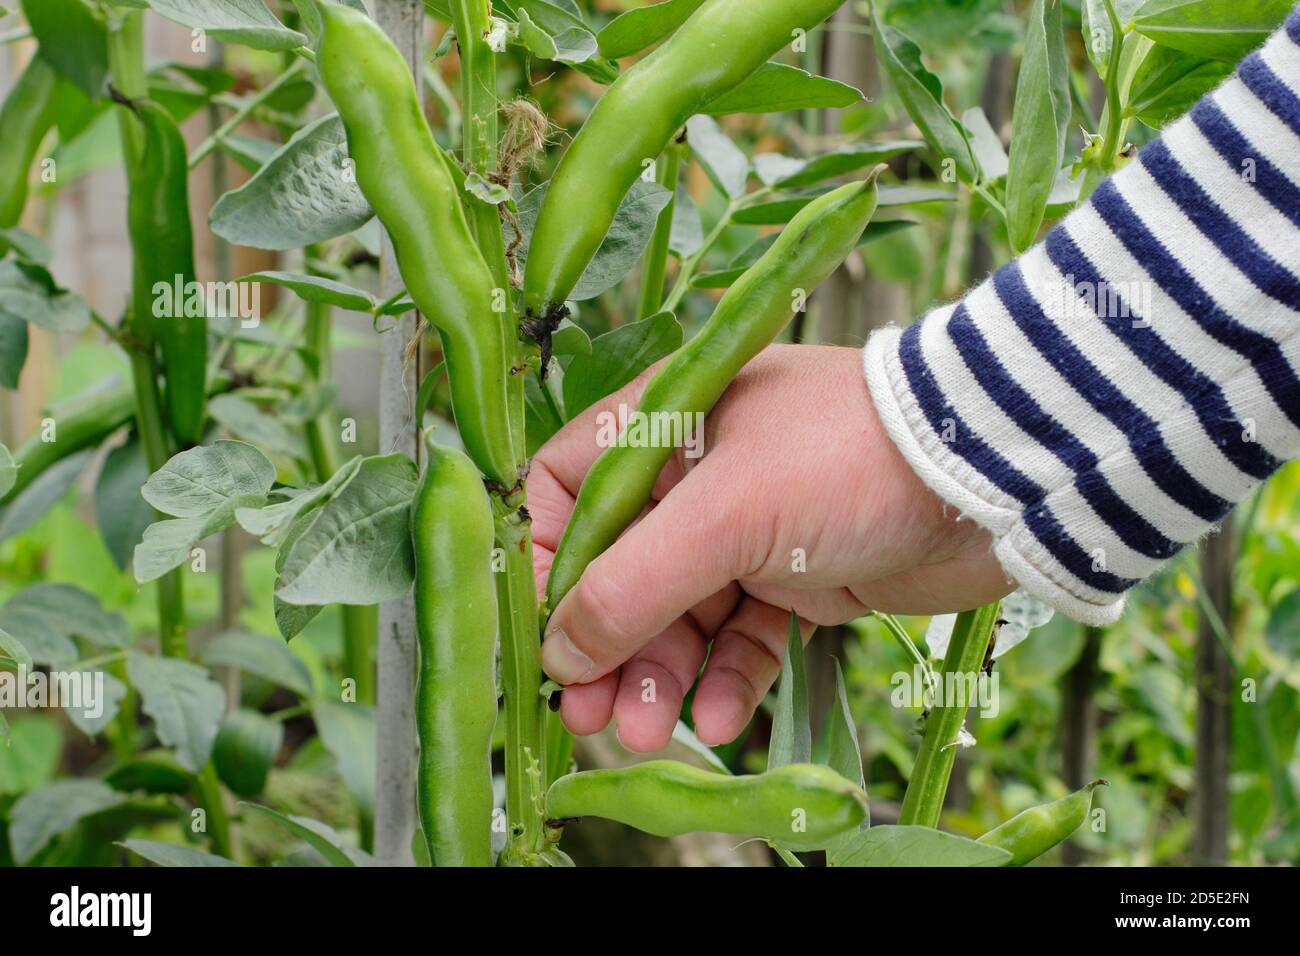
(112, 9, 232, 859)
(662, 186, 771, 314)
(637, 142, 682, 319)
(303, 250, 376, 706)
(188, 58, 309, 169)
(492, 494, 548, 859)
(1098, 0, 1125, 173)
(897, 601, 1000, 828)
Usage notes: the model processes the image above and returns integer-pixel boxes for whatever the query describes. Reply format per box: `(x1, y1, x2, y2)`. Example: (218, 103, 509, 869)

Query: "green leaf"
(240, 803, 357, 866)
(1006, 0, 1070, 253)
(1000, 614, 1086, 688)
(142, 439, 277, 518)
(703, 62, 863, 115)
(236, 456, 364, 548)
(0, 260, 92, 334)
(870, 7, 979, 183)
(509, 0, 618, 83)
(213, 709, 283, 797)
(94, 435, 154, 571)
(23, 0, 108, 101)
(312, 700, 375, 820)
(1126, 44, 1233, 128)
(273, 510, 324, 640)
(823, 659, 867, 862)
(0, 316, 27, 388)
(551, 319, 592, 358)
(127, 653, 226, 772)
(515, 8, 599, 65)
(0, 716, 62, 795)
(0, 582, 130, 649)
(514, 180, 673, 301)
(561, 311, 682, 417)
(64, 671, 128, 739)
(275, 454, 419, 606)
(0, 626, 27, 671)
(765, 141, 924, 190)
(207, 394, 309, 460)
(9, 778, 126, 864)
(1266, 588, 1300, 658)
(238, 271, 376, 313)
(685, 114, 749, 198)
(210, 114, 373, 251)
(0, 227, 52, 265)
(830, 825, 1013, 866)
(768, 612, 810, 770)
(669, 186, 703, 257)
(670, 721, 731, 774)
(104, 750, 194, 795)
(147, 0, 308, 52)
(0, 444, 12, 501)
(133, 500, 258, 583)
(0, 449, 93, 545)
(120, 839, 241, 867)
(1131, 0, 1293, 62)
(463, 172, 512, 205)
(961, 106, 1009, 181)
(219, 134, 280, 173)
(200, 629, 313, 696)
(597, 0, 707, 58)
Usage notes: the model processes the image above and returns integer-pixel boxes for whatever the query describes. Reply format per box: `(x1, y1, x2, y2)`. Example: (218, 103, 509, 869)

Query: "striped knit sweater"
(864, 9, 1300, 626)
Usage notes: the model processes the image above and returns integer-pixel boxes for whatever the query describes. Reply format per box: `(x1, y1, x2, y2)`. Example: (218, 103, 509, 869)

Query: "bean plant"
(0, 0, 1293, 868)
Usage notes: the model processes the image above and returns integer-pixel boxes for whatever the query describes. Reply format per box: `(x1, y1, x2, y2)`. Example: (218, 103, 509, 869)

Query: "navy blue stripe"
(1139, 139, 1300, 307)
(1091, 180, 1300, 432)
(1289, 9, 1300, 46)
(991, 262, 1232, 523)
(1190, 98, 1300, 229)
(1023, 503, 1142, 593)
(1239, 52, 1300, 139)
(1046, 228, 1282, 481)
(947, 305, 1180, 559)
(898, 321, 1042, 504)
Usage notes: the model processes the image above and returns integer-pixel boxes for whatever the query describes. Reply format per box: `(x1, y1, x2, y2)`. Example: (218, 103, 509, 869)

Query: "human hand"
(530, 344, 1013, 752)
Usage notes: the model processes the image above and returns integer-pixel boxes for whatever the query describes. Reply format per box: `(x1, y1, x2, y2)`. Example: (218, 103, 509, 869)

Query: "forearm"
(866, 9, 1300, 624)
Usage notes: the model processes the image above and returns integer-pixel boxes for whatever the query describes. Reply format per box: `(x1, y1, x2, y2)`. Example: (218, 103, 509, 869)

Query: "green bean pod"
(315, 1, 518, 487)
(522, 0, 848, 319)
(977, 779, 1106, 866)
(1, 385, 136, 504)
(412, 431, 499, 867)
(546, 174, 881, 611)
(122, 99, 208, 446)
(0, 55, 60, 238)
(546, 760, 868, 851)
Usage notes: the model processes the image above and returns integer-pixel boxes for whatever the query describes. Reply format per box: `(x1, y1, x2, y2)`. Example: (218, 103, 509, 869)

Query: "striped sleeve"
(863, 8, 1300, 625)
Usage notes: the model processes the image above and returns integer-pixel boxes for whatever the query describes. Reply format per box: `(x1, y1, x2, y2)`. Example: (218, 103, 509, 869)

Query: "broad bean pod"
(120, 98, 208, 446)
(0, 55, 60, 241)
(412, 431, 499, 867)
(522, 0, 849, 321)
(546, 174, 882, 611)
(546, 760, 869, 851)
(977, 779, 1106, 866)
(315, 1, 518, 487)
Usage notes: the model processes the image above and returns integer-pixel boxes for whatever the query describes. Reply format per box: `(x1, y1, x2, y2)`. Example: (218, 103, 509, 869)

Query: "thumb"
(540, 463, 743, 685)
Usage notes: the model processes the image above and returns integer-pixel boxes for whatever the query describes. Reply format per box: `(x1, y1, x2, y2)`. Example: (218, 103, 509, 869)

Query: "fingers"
(692, 596, 814, 747)
(541, 457, 746, 685)
(557, 617, 709, 751)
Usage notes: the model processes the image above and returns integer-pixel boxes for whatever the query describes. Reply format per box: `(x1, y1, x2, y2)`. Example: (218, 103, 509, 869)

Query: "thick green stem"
(1098, 0, 1124, 172)
(195, 763, 233, 858)
(492, 495, 547, 859)
(303, 257, 376, 706)
(897, 602, 1001, 828)
(637, 142, 682, 319)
